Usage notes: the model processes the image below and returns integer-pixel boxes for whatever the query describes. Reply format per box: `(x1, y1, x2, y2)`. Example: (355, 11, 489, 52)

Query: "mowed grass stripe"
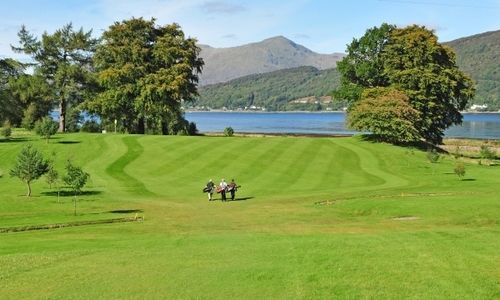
(336, 139, 408, 191)
(313, 139, 345, 191)
(105, 136, 155, 197)
(170, 138, 263, 184)
(233, 138, 302, 195)
(137, 137, 259, 196)
(257, 138, 319, 194)
(145, 136, 211, 176)
(77, 134, 109, 190)
(148, 137, 227, 177)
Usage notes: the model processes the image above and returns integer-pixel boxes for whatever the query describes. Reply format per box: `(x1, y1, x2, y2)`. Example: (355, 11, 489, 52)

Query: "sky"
(1, 0, 499, 61)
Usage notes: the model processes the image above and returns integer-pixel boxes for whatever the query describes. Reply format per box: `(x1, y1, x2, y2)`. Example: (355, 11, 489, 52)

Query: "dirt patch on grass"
(392, 216, 420, 221)
(0, 216, 144, 233)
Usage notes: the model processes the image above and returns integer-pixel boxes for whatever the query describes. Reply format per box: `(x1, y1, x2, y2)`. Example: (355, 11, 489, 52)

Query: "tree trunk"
(27, 181, 31, 197)
(137, 117, 145, 134)
(161, 121, 169, 135)
(58, 98, 66, 133)
(74, 194, 77, 216)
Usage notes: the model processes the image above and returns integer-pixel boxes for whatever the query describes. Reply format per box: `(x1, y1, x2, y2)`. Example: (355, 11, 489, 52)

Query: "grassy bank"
(0, 133, 499, 298)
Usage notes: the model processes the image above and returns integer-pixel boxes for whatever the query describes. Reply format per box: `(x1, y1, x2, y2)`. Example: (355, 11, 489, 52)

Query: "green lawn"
(0, 133, 499, 299)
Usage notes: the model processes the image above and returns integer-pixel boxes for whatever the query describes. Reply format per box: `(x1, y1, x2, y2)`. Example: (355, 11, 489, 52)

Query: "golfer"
(219, 179, 228, 202)
(204, 179, 215, 201)
(227, 179, 239, 201)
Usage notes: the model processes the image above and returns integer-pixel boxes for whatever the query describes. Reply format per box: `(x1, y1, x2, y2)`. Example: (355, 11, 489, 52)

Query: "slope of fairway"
(0, 133, 499, 299)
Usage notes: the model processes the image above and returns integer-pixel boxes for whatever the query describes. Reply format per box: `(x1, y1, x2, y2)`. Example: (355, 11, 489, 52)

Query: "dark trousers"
(230, 190, 235, 201)
(221, 190, 226, 201)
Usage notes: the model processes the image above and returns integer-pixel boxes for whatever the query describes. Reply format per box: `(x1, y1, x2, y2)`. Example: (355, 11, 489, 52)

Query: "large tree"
(86, 18, 203, 134)
(0, 58, 25, 124)
(12, 24, 98, 132)
(9, 73, 53, 128)
(336, 24, 475, 144)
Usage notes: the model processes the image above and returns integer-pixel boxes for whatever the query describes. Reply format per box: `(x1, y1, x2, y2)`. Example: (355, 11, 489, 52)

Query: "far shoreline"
(185, 110, 500, 114)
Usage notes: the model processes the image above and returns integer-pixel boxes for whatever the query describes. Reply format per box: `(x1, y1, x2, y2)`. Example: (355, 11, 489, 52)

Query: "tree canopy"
(86, 18, 203, 134)
(12, 24, 98, 132)
(347, 88, 421, 143)
(10, 144, 49, 197)
(336, 24, 475, 144)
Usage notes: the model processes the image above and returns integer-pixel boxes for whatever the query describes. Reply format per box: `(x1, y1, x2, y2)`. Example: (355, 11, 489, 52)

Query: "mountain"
(195, 30, 500, 111)
(198, 36, 344, 85)
(194, 66, 342, 111)
(445, 30, 500, 109)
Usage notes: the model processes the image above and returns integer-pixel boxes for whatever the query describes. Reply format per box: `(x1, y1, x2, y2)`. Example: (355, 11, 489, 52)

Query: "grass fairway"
(0, 133, 499, 299)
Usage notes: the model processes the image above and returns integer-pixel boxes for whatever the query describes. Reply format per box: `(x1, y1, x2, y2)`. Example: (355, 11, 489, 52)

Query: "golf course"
(0, 132, 498, 298)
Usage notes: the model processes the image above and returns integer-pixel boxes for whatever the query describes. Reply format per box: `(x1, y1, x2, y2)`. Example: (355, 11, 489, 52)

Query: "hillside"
(198, 36, 344, 85)
(445, 30, 500, 110)
(195, 30, 500, 111)
(195, 66, 342, 111)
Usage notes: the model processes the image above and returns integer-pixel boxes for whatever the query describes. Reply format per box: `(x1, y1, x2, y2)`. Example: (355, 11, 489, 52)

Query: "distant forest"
(195, 66, 343, 111)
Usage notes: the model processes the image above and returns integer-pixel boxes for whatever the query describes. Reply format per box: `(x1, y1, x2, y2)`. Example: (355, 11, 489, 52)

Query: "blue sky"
(1, 0, 499, 60)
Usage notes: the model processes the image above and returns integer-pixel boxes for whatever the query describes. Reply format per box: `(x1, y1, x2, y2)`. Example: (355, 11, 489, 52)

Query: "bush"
(80, 120, 101, 133)
(480, 145, 496, 160)
(21, 104, 37, 130)
(454, 162, 466, 179)
(224, 127, 234, 137)
(35, 117, 59, 143)
(1, 120, 12, 139)
(426, 148, 440, 163)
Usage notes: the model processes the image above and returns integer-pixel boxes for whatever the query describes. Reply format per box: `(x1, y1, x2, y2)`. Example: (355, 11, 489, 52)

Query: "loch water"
(185, 112, 500, 139)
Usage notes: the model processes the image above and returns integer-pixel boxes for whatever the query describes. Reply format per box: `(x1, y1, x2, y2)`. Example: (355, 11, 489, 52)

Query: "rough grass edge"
(0, 216, 144, 233)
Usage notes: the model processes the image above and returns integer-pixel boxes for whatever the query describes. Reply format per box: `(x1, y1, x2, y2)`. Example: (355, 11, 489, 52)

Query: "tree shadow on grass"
(359, 134, 445, 152)
(107, 209, 144, 214)
(461, 178, 476, 181)
(0, 137, 30, 143)
(58, 140, 81, 144)
(41, 190, 103, 197)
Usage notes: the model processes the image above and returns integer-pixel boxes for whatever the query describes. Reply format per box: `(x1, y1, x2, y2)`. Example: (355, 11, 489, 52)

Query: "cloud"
(200, 1, 246, 14)
(221, 34, 237, 39)
(293, 33, 310, 39)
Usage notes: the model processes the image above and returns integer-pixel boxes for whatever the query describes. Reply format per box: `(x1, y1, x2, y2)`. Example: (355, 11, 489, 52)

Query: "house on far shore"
(469, 104, 488, 111)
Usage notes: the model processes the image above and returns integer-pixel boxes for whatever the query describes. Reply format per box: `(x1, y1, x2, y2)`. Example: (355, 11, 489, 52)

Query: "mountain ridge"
(196, 29, 500, 110)
(198, 36, 344, 85)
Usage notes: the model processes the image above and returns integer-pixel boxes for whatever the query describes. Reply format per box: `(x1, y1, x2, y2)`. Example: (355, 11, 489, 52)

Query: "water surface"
(185, 112, 500, 139)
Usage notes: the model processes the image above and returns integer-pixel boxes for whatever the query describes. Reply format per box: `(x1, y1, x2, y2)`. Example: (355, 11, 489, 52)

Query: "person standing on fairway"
(219, 179, 228, 201)
(227, 179, 239, 201)
(204, 179, 215, 201)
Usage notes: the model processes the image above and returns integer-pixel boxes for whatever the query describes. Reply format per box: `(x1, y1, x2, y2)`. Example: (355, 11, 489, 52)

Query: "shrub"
(80, 120, 101, 133)
(454, 162, 466, 179)
(10, 144, 50, 196)
(35, 117, 58, 143)
(224, 127, 234, 137)
(21, 104, 37, 130)
(426, 148, 440, 163)
(63, 160, 90, 216)
(480, 145, 496, 160)
(1, 120, 12, 139)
